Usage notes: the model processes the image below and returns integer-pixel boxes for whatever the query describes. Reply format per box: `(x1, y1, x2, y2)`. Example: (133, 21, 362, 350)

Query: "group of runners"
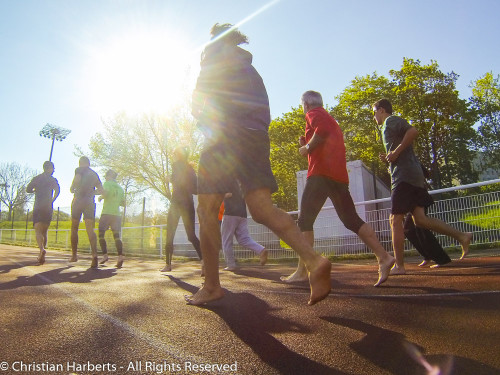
(26, 23, 473, 307)
(27, 156, 125, 269)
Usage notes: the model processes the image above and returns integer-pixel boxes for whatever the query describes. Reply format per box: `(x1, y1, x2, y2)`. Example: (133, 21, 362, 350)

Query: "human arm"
(386, 127, 418, 163)
(52, 181, 60, 203)
(70, 173, 81, 193)
(98, 182, 107, 202)
(26, 178, 35, 193)
(299, 132, 325, 157)
(94, 178, 104, 196)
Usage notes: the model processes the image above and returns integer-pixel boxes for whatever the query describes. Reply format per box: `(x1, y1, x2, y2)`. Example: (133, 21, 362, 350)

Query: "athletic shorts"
(197, 126, 278, 195)
(391, 181, 434, 215)
(32, 207, 53, 225)
(298, 175, 365, 233)
(71, 198, 96, 221)
(98, 214, 121, 234)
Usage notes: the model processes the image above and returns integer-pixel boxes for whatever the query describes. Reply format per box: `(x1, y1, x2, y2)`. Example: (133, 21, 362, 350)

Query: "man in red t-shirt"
(280, 90, 395, 287)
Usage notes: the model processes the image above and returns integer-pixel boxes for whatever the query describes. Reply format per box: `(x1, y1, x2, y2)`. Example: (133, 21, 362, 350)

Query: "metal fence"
(1, 180, 499, 261)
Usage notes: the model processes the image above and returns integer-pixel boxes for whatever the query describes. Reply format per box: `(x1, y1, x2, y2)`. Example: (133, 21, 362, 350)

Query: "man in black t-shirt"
(26, 161, 60, 265)
(70, 156, 103, 268)
(160, 147, 202, 273)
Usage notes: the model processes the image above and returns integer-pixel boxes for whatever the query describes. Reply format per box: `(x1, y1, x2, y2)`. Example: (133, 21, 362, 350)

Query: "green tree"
(269, 107, 308, 211)
(470, 72, 500, 170)
(333, 73, 394, 184)
(390, 58, 477, 187)
(84, 107, 203, 202)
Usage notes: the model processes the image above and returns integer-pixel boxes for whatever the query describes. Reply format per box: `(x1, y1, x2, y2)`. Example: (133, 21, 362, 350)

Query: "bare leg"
(70, 219, 80, 262)
(412, 207, 473, 260)
(280, 231, 312, 283)
(357, 223, 395, 286)
(390, 214, 406, 275)
(84, 219, 98, 268)
(246, 189, 331, 305)
(34, 222, 48, 264)
(185, 194, 225, 305)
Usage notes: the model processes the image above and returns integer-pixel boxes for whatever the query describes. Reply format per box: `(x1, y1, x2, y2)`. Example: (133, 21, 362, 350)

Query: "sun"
(82, 29, 199, 116)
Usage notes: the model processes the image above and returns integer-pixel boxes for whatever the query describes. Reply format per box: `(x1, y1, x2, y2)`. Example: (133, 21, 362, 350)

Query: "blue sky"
(1, 0, 499, 210)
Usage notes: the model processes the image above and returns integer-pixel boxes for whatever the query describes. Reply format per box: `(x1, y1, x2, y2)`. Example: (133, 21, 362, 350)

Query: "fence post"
(25, 209, 29, 240)
(55, 207, 60, 243)
(141, 197, 146, 251)
(159, 224, 163, 258)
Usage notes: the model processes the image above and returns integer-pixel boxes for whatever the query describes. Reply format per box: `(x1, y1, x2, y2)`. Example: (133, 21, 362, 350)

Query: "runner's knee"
(340, 215, 364, 234)
(297, 214, 314, 232)
(98, 230, 106, 239)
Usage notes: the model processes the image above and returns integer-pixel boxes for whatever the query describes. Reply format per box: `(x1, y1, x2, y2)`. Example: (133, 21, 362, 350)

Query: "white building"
(295, 160, 391, 240)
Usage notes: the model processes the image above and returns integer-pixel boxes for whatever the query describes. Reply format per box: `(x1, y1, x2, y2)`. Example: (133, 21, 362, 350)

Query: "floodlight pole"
(49, 135, 56, 162)
(39, 124, 71, 162)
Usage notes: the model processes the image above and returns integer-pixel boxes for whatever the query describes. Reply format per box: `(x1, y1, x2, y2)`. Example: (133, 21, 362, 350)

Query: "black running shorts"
(197, 126, 278, 195)
(391, 181, 434, 215)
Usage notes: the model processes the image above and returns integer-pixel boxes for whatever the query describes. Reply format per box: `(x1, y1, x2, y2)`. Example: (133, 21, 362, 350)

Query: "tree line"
(270, 59, 499, 210)
(2, 58, 498, 217)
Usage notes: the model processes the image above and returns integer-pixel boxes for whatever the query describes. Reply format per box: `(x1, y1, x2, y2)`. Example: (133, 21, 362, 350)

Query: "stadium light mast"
(39, 124, 71, 162)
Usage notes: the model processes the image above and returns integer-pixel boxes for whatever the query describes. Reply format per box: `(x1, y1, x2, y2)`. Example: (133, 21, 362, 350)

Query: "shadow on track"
(168, 276, 350, 375)
(0, 263, 27, 275)
(0, 266, 116, 290)
(321, 316, 499, 375)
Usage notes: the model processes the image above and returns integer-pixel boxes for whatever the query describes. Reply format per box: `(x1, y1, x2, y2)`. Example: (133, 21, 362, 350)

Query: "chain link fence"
(1, 181, 499, 262)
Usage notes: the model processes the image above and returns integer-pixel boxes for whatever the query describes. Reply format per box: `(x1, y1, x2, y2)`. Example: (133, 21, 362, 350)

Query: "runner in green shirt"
(98, 169, 126, 268)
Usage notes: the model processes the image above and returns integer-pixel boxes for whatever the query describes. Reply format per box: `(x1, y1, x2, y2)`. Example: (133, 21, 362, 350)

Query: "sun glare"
(83, 30, 198, 116)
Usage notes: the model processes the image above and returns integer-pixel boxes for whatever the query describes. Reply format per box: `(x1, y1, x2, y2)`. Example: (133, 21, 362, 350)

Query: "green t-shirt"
(381, 115, 425, 190)
(101, 180, 125, 216)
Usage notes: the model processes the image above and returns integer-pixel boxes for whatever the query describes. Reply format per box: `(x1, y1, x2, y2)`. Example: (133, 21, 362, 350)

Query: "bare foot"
(160, 264, 172, 272)
(99, 254, 109, 265)
(389, 264, 406, 275)
(185, 286, 224, 305)
(259, 248, 268, 266)
(418, 260, 429, 267)
(280, 270, 308, 283)
(374, 255, 395, 287)
(429, 264, 441, 269)
(37, 250, 46, 265)
(307, 257, 332, 306)
(459, 232, 473, 260)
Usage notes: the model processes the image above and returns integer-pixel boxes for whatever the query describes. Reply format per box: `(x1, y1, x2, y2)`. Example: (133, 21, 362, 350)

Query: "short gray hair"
(301, 90, 323, 108)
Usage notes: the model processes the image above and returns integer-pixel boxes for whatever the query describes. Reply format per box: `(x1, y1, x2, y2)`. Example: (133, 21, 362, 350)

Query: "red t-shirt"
(305, 107, 349, 184)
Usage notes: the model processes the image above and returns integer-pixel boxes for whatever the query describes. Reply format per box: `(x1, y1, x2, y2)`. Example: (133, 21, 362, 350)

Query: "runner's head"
(105, 169, 118, 181)
(79, 156, 90, 168)
(210, 23, 248, 46)
(42, 161, 54, 174)
(301, 91, 323, 113)
(173, 146, 189, 162)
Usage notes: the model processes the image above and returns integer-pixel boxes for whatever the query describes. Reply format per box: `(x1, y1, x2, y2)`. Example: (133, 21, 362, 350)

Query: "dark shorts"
(298, 175, 365, 233)
(98, 214, 121, 234)
(197, 127, 278, 195)
(71, 198, 96, 221)
(33, 207, 53, 225)
(391, 181, 434, 215)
